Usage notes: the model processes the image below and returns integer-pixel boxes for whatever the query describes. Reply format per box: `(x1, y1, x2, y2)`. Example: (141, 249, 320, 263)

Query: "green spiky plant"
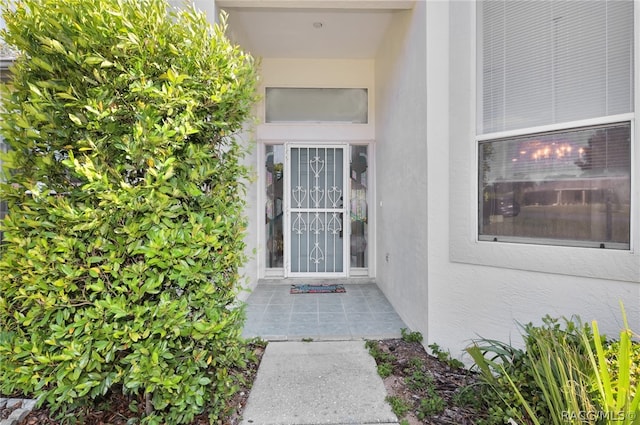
(0, 0, 258, 423)
(468, 308, 640, 425)
(582, 303, 640, 425)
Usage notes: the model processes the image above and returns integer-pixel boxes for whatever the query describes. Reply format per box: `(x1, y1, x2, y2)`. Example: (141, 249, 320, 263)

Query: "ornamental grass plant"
(468, 306, 640, 425)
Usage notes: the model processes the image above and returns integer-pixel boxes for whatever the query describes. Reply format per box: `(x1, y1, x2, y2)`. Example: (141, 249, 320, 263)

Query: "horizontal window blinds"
(479, 0, 634, 134)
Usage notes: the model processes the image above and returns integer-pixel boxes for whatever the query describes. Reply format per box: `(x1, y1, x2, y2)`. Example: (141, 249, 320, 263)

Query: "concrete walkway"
(240, 341, 399, 425)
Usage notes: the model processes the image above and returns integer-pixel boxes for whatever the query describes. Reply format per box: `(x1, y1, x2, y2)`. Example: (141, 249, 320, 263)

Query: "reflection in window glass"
(478, 123, 631, 249)
(265, 145, 284, 267)
(350, 145, 368, 267)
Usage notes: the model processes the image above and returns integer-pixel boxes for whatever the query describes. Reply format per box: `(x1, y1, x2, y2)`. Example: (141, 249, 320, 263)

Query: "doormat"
(290, 284, 346, 294)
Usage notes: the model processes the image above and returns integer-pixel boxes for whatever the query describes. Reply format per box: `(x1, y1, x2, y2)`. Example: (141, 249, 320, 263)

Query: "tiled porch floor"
(241, 283, 407, 341)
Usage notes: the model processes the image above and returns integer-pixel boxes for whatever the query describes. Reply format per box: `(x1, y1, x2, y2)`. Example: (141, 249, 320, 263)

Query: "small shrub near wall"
(468, 312, 640, 425)
(0, 0, 258, 423)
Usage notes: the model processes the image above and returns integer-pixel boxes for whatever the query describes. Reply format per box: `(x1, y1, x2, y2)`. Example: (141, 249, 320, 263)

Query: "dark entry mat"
(290, 284, 346, 294)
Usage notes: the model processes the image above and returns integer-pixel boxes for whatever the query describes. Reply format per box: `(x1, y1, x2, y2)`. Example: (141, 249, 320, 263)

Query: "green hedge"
(0, 0, 258, 423)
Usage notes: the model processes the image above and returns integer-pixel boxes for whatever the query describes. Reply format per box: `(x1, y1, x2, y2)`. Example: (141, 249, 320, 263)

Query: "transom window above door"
(265, 87, 368, 124)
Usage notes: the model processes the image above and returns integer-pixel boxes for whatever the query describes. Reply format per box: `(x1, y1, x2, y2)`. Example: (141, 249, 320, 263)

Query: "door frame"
(284, 143, 350, 278)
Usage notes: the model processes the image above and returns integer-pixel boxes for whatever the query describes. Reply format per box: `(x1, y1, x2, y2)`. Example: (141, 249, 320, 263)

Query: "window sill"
(450, 236, 640, 283)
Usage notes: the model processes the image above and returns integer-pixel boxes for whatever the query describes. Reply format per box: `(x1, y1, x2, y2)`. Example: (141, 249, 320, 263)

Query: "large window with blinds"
(477, 0, 634, 249)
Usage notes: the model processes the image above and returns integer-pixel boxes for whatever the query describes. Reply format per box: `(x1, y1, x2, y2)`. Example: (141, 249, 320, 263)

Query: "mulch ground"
(372, 338, 485, 424)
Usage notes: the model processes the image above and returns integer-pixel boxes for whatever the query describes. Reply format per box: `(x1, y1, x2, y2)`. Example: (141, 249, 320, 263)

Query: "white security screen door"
(285, 145, 349, 276)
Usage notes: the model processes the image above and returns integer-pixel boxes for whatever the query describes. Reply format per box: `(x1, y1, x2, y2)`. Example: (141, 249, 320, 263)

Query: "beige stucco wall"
(429, 0, 640, 359)
(374, 2, 428, 339)
(233, 0, 640, 358)
(373, 0, 639, 360)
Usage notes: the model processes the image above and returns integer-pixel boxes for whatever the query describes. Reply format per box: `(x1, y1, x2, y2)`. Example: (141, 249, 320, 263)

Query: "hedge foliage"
(0, 0, 258, 423)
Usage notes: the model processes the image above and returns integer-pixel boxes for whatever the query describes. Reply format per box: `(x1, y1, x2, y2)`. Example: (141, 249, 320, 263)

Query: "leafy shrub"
(452, 384, 484, 409)
(401, 328, 423, 343)
(365, 340, 396, 364)
(0, 0, 258, 423)
(377, 362, 393, 379)
(468, 311, 640, 425)
(403, 367, 446, 419)
(366, 340, 396, 379)
(429, 342, 465, 369)
(386, 395, 411, 417)
(467, 336, 535, 424)
(404, 369, 432, 391)
(417, 393, 446, 419)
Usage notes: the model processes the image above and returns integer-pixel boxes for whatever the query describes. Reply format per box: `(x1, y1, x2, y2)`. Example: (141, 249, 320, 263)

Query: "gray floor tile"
(243, 283, 407, 340)
(262, 311, 291, 323)
(292, 294, 322, 303)
(342, 298, 370, 312)
(269, 297, 295, 306)
(318, 302, 345, 313)
(245, 311, 264, 326)
(346, 312, 375, 322)
(317, 324, 351, 336)
(245, 303, 268, 314)
(288, 323, 320, 336)
(348, 322, 388, 334)
(265, 304, 292, 315)
(319, 312, 348, 323)
(374, 312, 405, 323)
(368, 301, 397, 313)
(241, 326, 260, 338)
(292, 302, 318, 313)
(344, 287, 365, 296)
(259, 322, 289, 335)
(290, 312, 318, 324)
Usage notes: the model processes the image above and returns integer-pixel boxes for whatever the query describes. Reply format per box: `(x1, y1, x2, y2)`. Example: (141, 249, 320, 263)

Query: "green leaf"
(84, 56, 104, 65)
(56, 92, 78, 101)
(68, 113, 83, 126)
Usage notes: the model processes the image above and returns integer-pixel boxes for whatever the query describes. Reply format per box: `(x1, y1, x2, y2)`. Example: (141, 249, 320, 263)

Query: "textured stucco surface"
(231, 0, 640, 359)
(374, 4, 428, 339)
(432, 0, 640, 358)
(374, 0, 639, 359)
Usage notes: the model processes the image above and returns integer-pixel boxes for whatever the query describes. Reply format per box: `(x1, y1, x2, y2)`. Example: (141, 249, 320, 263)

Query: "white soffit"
(218, 0, 416, 59)
(217, 1, 415, 9)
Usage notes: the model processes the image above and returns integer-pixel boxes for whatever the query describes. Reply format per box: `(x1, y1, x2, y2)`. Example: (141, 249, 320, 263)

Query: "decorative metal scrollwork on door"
(288, 147, 346, 274)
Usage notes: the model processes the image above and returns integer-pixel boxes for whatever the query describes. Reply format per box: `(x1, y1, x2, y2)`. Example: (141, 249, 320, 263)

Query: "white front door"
(285, 145, 349, 277)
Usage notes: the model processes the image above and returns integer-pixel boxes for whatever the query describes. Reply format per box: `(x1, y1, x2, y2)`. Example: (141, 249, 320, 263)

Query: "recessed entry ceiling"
(218, 2, 414, 59)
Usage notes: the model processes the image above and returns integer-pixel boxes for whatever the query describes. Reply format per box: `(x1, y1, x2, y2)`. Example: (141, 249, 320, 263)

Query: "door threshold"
(257, 277, 376, 286)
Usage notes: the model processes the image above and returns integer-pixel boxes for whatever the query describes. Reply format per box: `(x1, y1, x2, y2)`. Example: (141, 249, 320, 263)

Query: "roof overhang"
(217, 0, 415, 9)
(217, 0, 416, 59)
